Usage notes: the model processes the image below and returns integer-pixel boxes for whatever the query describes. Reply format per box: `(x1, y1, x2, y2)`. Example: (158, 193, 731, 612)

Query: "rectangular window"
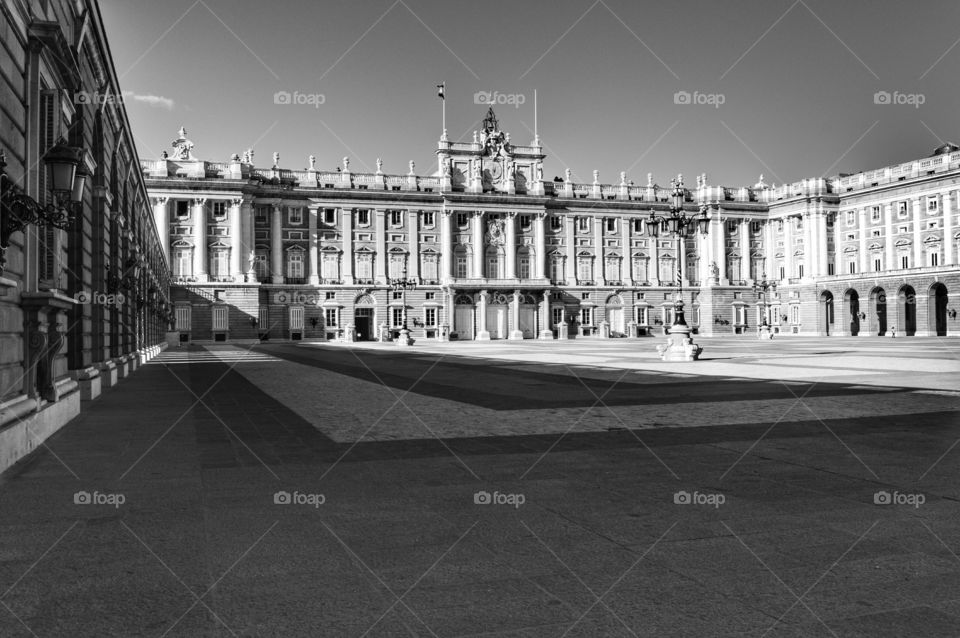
(288, 207, 303, 224)
(551, 307, 563, 327)
(928, 197, 939, 212)
(456, 256, 468, 278)
(871, 206, 881, 222)
(931, 252, 939, 266)
(175, 306, 192, 331)
(288, 252, 304, 279)
(392, 291, 402, 300)
(751, 221, 761, 233)
(390, 210, 403, 226)
(605, 218, 616, 232)
(356, 255, 373, 280)
(578, 217, 590, 232)
(392, 307, 404, 327)
(289, 306, 304, 330)
(633, 219, 644, 233)
(874, 258, 882, 272)
(779, 266, 785, 279)
(325, 292, 336, 300)
(212, 201, 227, 219)
(357, 210, 370, 226)
(254, 252, 269, 280)
(457, 212, 469, 228)
(425, 292, 435, 300)
(580, 307, 593, 326)
(324, 308, 338, 327)
(848, 261, 856, 274)
(898, 202, 908, 217)
(520, 215, 531, 230)
(324, 208, 336, 224)
(827, 263, 835, 275)
(550, 216, 562, 231)
(797, 264, 804, 278)
(845, 211, 855, 226)
(255, 206, 268, 222)
(422, 211, 435, 227)
(901, 255, 910, 269)
(177, 201, 190, 218)
(518, 256, 530, 279)
(212, 306, 229, 330)
(577, 258, 592, 281)
(425, 308, 437, 326)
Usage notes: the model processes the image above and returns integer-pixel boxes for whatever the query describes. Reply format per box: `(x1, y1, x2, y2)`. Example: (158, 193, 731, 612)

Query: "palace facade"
(0, 0, 171, 473)
(141, 108, 959, 345)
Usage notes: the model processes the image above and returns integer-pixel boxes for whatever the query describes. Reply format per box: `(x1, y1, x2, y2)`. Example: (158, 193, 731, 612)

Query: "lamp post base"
(656, 324, 702, 362)
(758, 324, 773, 340)
(396, 328, 414, 347)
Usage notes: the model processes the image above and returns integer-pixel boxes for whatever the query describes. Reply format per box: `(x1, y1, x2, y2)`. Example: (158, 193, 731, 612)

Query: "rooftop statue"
(170, 126, 195, 160)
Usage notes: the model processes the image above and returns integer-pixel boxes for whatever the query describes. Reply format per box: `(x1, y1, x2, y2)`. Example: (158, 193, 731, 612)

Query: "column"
(651, 228, 661, 285)
(242, 199, 256, 281)
(883, 203, 894, 271)
(230, 198, 243, 281)
(944, 191, 954, 265)
(477, 290, 489, 339)
(192, 197, 207, 281)
(697, 230, 709, 285)
(712, 215, 726, 283)
(594, 217, 604, 284)
(765, 220, 777, 279)
(565, 215, 576, 285)
(440, 210, 453, 281)
(472, 211, 484, 278)
(816, 211, 828, 276)
(621, 216, 632, 284)
(912, 199, 923, 268)
(509, 289, 523, 339)
(271, 204, 283, 283)
(832, 213, 842, 276)
(534, 213, 546, 280)
(739, 219, 750, 283)
(505, 213, 517, 279)
(803, 210, 815, 279)
(407, 210, 420, 281)
(342, 208, 354, 284)
(307, 205, 319, 285)
(539, 291, 553, 339)
(857, 209, 868, 274)
(678, 236, 687, 285)
(784, 216, 794, 280)
(152, 197, 169, 268)
(375, 209, 387, 283)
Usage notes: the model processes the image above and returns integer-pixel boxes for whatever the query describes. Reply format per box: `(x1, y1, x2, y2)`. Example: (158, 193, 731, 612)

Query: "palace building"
(141, 108, 959, 345)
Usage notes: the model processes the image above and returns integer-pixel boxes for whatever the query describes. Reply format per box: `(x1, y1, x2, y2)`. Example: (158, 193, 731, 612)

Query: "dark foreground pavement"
(2, 345, 960, 637)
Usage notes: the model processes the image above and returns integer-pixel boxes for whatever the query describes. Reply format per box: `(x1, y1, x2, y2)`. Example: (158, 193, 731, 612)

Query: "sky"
(100, 0, 960, 188)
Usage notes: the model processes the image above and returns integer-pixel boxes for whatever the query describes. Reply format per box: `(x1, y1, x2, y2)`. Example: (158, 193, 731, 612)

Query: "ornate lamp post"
(388, 264, 416, 347)
(0, 142, 87, 275)
(646, 174, 709, 361)
(753, 274, 777, 340)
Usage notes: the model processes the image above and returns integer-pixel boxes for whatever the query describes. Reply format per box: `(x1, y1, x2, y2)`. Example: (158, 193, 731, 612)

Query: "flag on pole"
(437, 82, 445, 99)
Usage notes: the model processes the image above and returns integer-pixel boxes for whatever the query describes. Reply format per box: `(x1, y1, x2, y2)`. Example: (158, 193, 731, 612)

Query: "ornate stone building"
(0, 0, 170, 473)
(140, 108, 959, 345)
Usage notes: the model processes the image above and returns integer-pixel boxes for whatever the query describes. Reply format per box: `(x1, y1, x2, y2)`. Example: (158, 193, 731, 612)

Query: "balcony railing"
(285, 277, 306, 285)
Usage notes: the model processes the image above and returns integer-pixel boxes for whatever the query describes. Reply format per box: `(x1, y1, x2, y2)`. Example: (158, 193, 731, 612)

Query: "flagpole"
(534, 88, 538, 141)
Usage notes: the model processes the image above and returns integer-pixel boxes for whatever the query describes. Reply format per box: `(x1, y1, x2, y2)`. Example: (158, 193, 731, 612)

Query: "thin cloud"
(122, 91, 175, 109)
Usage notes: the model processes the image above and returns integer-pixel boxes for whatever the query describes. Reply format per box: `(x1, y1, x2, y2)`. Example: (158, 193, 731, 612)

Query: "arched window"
(632, 255, 648, 283)
(605, 255, 621, 282)
(388, 250, 407, 278)
(486, 246, 504, 279)
(454, 246, 469, 278)
(517, 246, 532, 279)
(577, 254, 593, 282)
(254, 247, 270, 281)
(321, 249, 340, 280)
(287, 248, 304, 280)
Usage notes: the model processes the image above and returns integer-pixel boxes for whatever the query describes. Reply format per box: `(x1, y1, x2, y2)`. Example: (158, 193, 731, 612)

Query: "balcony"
(285, 277, 306, 285)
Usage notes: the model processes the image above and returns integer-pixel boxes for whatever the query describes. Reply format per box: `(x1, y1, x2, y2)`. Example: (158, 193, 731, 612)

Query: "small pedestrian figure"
(890, 325, 896, 338)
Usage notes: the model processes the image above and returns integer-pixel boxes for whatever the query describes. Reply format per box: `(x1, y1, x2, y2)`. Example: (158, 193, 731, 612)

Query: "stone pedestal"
(626, 321, 637, 338)
(476, 330, 491, 340)
(509, 330, 524, 340)
(558, 322, 569, 340)
(345, 324, 356, 342)
(396, 327, 414, 347)
(758, 324, 773, 340)
(599, 320, 610, 338)
(538, 328, 554, 340)
(439, 324, 450, 342)
(656, 324, 703, 361)
(378, 322, 390, 342)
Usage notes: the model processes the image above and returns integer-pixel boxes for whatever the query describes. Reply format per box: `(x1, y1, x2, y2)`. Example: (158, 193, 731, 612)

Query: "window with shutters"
(38, 90, 59, 288)
(212, 306, 229, 331)
(175, 306, 192, 331)
(289, 306, 304, 330)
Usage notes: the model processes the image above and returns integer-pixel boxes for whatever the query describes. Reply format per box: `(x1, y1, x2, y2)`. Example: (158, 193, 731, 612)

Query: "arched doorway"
(930, 283, 948, 337)
(897, 285, 917, 336)
(518, 293, 538, 338)
(606, 294, 625, 336)
(870, 287, 887, 336)
(353, 294, 376, 341)
(819, 291, 834, 336)
(845, 289, 860, 336)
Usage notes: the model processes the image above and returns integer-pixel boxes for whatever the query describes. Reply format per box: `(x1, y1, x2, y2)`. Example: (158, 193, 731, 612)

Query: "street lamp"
(752, 273, 777, 339)
(388, 263, 416, 347)
(645, 175, 709, 361)
(0, 142, 88, 275)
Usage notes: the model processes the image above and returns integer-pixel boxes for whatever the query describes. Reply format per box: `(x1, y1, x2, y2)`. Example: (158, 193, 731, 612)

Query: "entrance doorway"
(898, 285, 916, 336)
(845, 289, 860, 336)
(931, 283, 948, 336)
(354, 308, 374, 341)
(819, 291, 834, 336)
(486, 304, 507, 339)
(871, 287, 887, 335)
